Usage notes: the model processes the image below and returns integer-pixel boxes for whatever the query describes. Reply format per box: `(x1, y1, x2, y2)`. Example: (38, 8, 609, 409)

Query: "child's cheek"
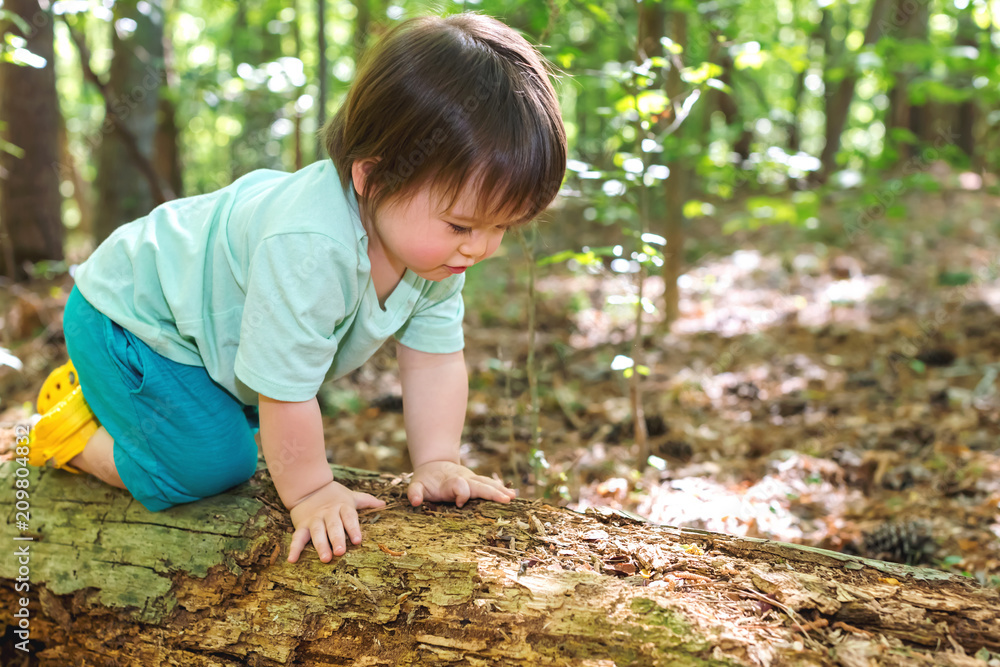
(485, 235, 503, 259)
(414, 242, 449, 265)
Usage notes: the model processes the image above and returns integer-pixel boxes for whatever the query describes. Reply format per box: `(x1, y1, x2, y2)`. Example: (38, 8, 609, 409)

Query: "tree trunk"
(636, 1, 664, 61)
(817, 0, 892, 181)
(58, 109, 93, 236)
(352, 0, 371, 62)
(93, 0, 165, 243)
(314, 0, 328, 159)
(953, 12, 979, 162)
(714, 52, 751, 163)
(883, 0, 929, 164)
(0, 0, 63, 282)
(154, 96, 182, 199)
(661, 11, 689, 328)
(155, 26, 183, 199)
(3, 463, 998, 666)
(292, 0, 304, 170)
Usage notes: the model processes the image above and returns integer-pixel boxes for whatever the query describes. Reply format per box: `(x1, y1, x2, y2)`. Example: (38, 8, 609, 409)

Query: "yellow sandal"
(29, 361, 98, 473)
(37, 360, 82, 413)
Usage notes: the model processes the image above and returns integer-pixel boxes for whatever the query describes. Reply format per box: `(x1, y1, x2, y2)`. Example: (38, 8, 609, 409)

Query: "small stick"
(378, 543, 405, 557)
(832, 621, 872, 637)
(792, 618, 829, 633)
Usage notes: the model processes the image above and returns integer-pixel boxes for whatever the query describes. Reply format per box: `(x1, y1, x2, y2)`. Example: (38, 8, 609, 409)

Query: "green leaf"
(680, 61, 723, 85)
(659, 36, 684, 55)
(888, 127, 918, 145)
(613, 90, 668, 116)
(0, 9, 31, 34)
(683, 200, 716, 218)
(886, 204, 907, 219)
(734, 50, 768, 70)
(584, 3, 611, 23)
(910, 80, 971, 105)
(556, 51, 576, 69)
(623, 367, 634, 379)
(704, 78, 732, 93)
(746, 196, 799, 225)
(0, 137, 24, 158)
(538, 249, 589, 266)
(909, 359, 927, 374)
(937, 271, 973, 287)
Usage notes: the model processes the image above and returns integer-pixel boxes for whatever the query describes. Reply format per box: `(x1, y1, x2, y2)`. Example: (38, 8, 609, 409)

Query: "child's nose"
(460, 230, 499, 259)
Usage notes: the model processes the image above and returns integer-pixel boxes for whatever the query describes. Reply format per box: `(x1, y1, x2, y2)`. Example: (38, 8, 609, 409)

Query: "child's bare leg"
(68, 427, 126, 489)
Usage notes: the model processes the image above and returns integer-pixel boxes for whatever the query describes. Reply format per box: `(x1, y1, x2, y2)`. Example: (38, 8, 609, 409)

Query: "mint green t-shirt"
(73, 160, 465, 405)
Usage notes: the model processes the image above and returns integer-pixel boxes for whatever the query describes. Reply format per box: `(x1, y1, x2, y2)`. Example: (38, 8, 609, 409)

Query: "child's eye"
(448, 223, 472, 235)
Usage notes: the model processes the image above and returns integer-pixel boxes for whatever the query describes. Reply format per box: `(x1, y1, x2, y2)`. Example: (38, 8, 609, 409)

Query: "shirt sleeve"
(234, 233, 359, 401)
(394, 273, 466, 354)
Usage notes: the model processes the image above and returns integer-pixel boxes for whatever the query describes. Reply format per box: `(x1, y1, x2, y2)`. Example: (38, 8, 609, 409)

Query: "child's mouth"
(445, 266, 467, 274)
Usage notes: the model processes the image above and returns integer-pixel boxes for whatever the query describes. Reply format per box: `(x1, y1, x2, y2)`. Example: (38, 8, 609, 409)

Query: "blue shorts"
(63, 286, 260, 512)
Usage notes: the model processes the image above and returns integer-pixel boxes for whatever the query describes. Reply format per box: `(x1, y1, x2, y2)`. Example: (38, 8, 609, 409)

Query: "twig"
(628, 75, 649, 463)
(736, 587, 826, 651)
(342, 572, 376, 602)
(791, 618, 829, 633)
(516, 228, 541, 447)
(551, 376, 585, 431)
(832, 621, 872, 638)
(377, 543, 405, 557)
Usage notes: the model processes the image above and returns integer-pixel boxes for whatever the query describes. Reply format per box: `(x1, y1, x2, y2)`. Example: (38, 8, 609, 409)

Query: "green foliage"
(46, 0, 1000, 249)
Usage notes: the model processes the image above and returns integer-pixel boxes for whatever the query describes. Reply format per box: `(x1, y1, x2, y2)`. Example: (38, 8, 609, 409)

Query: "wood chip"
(832, 621, 873, 637)
(378, 543, 405, 557)
(342, 573, 376, 602)
(792, 618, 829, 633)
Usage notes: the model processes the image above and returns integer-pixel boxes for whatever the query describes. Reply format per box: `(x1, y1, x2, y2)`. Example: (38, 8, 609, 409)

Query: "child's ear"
(351, 158, 379, 197)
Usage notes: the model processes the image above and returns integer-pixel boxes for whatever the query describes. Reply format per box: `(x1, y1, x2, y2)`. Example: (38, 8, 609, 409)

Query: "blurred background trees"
(0, 0, 997, 290)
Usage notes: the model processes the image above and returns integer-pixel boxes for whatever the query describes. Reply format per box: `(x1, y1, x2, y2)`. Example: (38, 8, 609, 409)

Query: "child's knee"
(179, 439, 259, 498)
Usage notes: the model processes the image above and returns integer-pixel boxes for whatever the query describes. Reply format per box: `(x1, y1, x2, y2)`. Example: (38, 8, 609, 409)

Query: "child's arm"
(258, 395, 385, 563)
(397, 344, 516, 507)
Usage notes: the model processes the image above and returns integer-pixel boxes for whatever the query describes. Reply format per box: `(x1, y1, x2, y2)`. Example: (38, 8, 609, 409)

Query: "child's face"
(369, 181, 508, 282)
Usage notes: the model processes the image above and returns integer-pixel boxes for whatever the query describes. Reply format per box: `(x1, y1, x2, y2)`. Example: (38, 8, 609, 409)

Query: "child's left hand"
(408, 461, 516, 508)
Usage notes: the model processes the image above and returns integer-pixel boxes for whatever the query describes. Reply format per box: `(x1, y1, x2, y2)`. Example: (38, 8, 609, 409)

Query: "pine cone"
(861, 520, 936, 565)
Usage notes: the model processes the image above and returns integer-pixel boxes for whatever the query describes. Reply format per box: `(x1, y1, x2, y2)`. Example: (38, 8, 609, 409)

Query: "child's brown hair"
(324, 13, 567, 227)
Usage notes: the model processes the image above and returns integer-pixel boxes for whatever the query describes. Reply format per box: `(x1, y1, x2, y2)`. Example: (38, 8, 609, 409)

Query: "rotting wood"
(1, 463, 998, 667)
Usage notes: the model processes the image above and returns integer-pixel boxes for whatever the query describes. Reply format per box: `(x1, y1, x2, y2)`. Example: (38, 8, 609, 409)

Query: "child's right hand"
(287, 480, 386, 563)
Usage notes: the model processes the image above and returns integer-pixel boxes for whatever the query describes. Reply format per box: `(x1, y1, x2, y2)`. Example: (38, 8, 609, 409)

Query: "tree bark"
(314, 0, 328, 160)
(155, 26, 183, 199)
(817, 0, 892, 182)
(661, 11, 689, 329)
(93, 0, 166, 243)
(2, 463, 998, 666)
(882, 0, 929, 164)
(0, 0, 63, 282)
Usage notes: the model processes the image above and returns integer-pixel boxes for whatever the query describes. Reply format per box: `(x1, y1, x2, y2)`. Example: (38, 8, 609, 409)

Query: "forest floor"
(1, 179, 999, 590)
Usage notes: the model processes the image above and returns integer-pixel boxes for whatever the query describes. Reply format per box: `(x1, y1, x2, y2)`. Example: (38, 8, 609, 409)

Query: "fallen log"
(1, 463, 998, 666)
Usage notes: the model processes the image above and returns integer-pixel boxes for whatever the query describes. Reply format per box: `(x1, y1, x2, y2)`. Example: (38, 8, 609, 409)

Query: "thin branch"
(626, 73, 649, 464)
(516, 228, 541, 448)
(61, 16, 174, 204)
